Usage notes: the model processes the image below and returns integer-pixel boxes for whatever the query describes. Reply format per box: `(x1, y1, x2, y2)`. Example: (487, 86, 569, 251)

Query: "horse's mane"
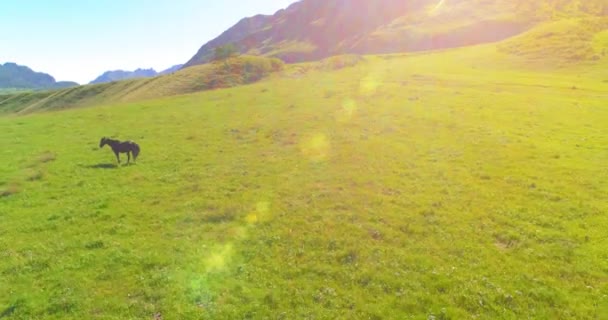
(101, 137, 120, 143)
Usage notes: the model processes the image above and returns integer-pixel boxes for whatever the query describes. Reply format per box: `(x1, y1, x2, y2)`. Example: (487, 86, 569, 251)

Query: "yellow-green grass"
(498, 17, 608, 66)
(1, 41, 607, 319)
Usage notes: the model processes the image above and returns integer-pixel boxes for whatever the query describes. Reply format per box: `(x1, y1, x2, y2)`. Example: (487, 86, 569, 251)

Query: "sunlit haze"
(0, 0, 296, 84)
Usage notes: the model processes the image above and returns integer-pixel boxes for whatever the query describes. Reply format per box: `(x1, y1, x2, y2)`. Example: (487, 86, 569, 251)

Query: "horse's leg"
(127, 152, 131, 164)
(115, 151, 120, 164)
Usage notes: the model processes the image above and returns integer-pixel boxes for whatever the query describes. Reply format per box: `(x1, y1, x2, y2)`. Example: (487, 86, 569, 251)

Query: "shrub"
(213, 44, 239, 61)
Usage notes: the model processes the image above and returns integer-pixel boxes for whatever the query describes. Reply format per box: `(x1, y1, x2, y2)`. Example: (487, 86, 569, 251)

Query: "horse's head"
(99, 137, 108, 148)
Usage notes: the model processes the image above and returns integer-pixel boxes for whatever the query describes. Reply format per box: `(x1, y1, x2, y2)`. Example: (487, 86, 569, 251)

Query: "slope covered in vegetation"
(1, 40, 607, 319)
(185, 0, 607, 66)
(0, 56, 283, 115)
(498, 17, 608, 66)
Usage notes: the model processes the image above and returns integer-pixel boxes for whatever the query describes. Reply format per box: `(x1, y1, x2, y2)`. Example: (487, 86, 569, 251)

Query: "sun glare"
(300, 133, 331, 162)
(431, 0, 447, 13)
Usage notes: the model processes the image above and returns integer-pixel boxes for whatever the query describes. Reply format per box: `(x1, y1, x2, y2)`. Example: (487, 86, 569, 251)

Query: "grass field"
(1, 33, 608, 319)
(0, 88, 32, 95)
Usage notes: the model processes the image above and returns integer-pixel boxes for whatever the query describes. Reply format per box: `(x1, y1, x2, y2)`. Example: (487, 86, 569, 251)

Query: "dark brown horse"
(100, 137, 140, 164)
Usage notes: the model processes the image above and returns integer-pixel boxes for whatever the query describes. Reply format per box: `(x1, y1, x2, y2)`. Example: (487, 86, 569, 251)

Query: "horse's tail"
(132, 143, 140, 161)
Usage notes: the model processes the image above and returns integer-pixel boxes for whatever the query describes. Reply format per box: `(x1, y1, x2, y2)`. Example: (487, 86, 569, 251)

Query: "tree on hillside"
(213, 44, 239, 61)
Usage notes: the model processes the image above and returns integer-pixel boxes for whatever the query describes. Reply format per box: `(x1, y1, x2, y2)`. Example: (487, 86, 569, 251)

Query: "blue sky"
(0, 0, 296, 84)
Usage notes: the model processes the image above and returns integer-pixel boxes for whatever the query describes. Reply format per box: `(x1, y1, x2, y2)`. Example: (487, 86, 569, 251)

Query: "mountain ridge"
(89, 64, 183, 84)
(0, 62, 78, 90)
(184, 0, 607, 67)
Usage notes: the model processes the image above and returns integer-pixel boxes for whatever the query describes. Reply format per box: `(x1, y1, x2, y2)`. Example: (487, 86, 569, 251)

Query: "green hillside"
(0, 56, 283, 115)
(0, 88, 31, 95)
(185, 0, 607, 67)
(2, 16, 606, 116)
(498, 17, 608, 66)
(1, 34, 607, 319)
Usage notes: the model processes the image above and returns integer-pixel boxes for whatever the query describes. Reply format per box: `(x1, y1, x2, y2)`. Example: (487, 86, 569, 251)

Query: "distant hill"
(90, 64, 183, 84)
(159, 64, 183, 75)
(89, 68, 157, 84)
(0, 62, 78, 90)
(1, 56, 283, 114)
(2, 0, 606, 115)
(184, 0, 607, 67)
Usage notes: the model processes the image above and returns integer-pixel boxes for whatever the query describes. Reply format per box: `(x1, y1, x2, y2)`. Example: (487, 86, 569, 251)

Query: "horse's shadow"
(82, 163, 138, 169)
(81, 163, 119, 170)
(0, 303, 18, 319)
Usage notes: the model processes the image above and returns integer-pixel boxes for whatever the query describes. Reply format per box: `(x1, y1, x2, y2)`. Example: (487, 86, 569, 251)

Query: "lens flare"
(360, 75, 380, 96)
(300, 133, 330, 162)
(186, 199, 274, 308)
(246, 201, 271, 224)
(360, 69, 387, 97)
(246, 213, 259, 224)
(336, 98, 357, 122)
(205, 244, 233, 273)
(431, 0, 447, 13)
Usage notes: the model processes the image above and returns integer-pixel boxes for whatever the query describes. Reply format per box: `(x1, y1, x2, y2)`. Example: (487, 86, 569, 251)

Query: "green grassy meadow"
(1, 37, 608, 319)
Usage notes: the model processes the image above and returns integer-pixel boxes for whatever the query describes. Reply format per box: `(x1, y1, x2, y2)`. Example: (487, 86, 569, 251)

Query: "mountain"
(90, 65, 183, 84)
(184, 0, 608, 67)
(0, 62, 78, 90)
(89, 68, 157, 84)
